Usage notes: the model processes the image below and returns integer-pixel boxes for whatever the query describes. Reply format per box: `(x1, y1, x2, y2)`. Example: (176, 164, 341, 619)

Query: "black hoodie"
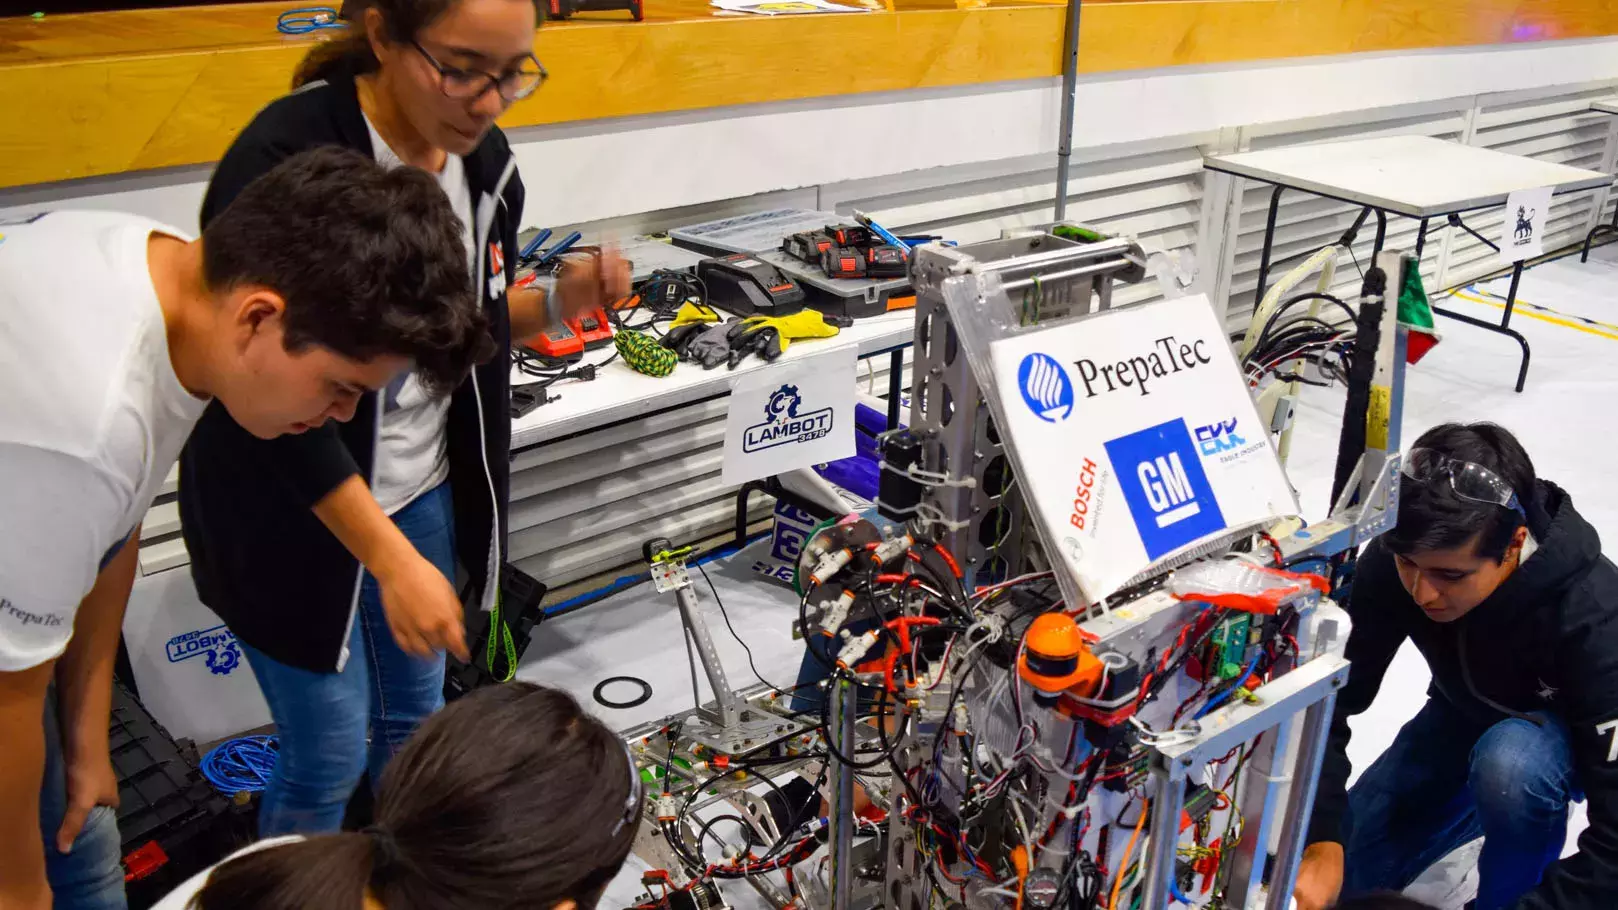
(1308, 480, 1618, 909)
(177, 65, 521, 673)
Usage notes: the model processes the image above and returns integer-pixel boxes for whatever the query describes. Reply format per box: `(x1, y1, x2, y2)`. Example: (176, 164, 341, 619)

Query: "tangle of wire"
(200, 735, 279, 796)
(1242, 291, 1359, 388)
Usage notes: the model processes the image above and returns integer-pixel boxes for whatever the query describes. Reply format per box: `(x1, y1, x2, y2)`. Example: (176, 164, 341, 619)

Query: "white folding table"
(1582, 99, 1618, 262)
(1205, 135, 1613, 391)
(508, 309, 915, 545)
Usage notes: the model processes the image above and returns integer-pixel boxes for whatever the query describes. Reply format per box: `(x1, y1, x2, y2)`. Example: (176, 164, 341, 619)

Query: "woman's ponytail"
(192, 832, 376, 910)
(291, 29, 379, 89)
(192, 684, 637, 910)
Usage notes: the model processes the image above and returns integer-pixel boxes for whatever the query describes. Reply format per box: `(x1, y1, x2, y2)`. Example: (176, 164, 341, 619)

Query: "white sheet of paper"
(1499, 185, 1553, 264)
(722, 345, 856, 485)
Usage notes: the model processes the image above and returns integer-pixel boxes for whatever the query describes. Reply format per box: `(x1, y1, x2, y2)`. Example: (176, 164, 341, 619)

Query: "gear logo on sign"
(1017, 353, 1074, 422)
(165, 624, 244, 677)
(743, 384, 834, 453)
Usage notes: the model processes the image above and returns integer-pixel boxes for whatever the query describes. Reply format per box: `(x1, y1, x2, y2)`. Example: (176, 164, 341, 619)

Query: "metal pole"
(1052, 0, 1083, 221)
(1265, 689, 1341, 910)
(826, 675, 859, 910)
(674, 585, 743, 726)
(1138, 761, 1188, 910)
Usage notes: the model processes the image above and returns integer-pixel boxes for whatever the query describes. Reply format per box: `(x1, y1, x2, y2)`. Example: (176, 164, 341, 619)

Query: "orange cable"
(1108, 798, 1150, 910)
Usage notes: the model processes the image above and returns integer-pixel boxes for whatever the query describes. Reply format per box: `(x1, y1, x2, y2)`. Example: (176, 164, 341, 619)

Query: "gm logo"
(1104, 418, 1227, 559)
(1018, 353, 1074, 422)
(165, 624, 243, 676)
(1194, 418, 1246, 456)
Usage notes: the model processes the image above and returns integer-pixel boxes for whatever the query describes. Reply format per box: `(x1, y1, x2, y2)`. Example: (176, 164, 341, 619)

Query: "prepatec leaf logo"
(1017, 353, 1074, 423)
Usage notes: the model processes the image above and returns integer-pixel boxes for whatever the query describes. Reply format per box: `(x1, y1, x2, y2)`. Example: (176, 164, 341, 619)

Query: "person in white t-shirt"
(150, 683, 641, 910)
(0, 146, 489, 910)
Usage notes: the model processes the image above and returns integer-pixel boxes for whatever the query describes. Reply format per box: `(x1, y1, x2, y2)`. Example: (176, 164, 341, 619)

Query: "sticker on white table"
(1500, 185, 1553, 265)
(722, 345, 856, 485)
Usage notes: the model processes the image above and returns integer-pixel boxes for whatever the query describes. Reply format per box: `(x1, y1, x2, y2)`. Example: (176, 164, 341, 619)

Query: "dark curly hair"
(1384, 422, 1536, 562)
(200, 146, 493, 395)
(194, 683, 640, 910)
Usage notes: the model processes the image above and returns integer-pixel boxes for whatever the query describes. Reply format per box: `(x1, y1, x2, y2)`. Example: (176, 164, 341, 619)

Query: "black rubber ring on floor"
(593, 675, 653, 709)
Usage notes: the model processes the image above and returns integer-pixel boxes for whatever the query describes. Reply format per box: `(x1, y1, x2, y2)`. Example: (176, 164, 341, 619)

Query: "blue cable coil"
(200, 735, 280, 796)
(277, 7, 343, 34)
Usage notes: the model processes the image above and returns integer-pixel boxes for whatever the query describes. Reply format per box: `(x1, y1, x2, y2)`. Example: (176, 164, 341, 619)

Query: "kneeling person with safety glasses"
(1293, 422, 1618, 910)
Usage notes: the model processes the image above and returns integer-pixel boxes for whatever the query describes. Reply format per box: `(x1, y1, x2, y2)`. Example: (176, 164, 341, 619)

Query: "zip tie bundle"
(616, 329, 678, 377)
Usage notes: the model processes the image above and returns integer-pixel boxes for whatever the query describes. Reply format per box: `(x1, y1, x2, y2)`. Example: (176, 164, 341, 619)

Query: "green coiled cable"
(616, 329, 678, 377)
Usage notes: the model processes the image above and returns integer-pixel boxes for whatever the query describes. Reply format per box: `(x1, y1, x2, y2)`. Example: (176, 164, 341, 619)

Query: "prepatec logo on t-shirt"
(1, 597, 64, 630)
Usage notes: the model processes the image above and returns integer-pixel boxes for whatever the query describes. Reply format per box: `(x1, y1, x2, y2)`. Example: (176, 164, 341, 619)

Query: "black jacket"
(1309, 480, 1618, 909)
(179, 67, 521, 673)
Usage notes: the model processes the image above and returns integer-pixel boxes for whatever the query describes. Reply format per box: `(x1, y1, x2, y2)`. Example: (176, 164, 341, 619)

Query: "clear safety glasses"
(1401, 447, 1525, 516)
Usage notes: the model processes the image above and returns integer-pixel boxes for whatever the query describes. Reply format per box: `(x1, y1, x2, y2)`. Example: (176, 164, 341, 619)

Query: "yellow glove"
(669, 301, 722, 329)
(737, 309, 840, 353)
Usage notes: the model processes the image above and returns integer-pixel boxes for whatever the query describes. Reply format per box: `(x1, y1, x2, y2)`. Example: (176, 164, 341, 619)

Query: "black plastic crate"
(445, 562, 548, 701)
(109, 681, 250, 908)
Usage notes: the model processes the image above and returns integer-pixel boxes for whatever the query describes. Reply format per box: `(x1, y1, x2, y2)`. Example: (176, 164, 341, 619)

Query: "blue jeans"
(239, 481, 454, 836)
(1342, 698, 1581, 910)
(40, 687, 127, 910)
(791, 618, 879, 713)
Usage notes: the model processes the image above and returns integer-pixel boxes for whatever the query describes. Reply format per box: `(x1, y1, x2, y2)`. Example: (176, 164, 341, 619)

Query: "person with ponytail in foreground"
(150, 683, 643, 910)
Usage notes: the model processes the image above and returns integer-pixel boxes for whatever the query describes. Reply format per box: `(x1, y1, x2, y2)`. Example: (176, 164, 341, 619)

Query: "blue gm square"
(1103, 418, 1228, 560)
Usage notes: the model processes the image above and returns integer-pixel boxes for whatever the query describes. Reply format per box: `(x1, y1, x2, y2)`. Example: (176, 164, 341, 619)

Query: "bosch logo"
(1018, 353, 1074, 423)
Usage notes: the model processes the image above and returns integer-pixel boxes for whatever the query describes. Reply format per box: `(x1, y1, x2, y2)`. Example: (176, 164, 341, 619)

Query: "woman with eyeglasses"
(178, 0, 628, 836)
(151, 682, 643, 910)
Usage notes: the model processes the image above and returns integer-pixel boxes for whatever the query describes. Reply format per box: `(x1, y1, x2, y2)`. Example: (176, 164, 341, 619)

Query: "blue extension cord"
(200, 735, 279, 796)
(276, 7, 343, 34)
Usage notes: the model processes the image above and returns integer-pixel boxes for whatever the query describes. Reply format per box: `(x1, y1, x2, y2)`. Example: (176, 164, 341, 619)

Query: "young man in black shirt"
(1293, 423, 1618, 910)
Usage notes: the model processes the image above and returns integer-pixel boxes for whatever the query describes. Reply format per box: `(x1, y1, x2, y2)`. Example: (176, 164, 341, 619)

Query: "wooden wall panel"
(1, 0, 1616, 187)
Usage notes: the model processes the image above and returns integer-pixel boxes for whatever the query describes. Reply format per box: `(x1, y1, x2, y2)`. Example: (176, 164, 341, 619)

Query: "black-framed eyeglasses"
(410, 40, 548, 102)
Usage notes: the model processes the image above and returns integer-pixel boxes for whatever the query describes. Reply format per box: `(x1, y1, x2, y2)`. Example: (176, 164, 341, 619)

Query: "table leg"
(1414, 218, 1429, 261)
(1581, 199, 1618, 263)
(886, 348, 904, 430)
(1432, 304, 1533, 394)
(1427, 214, 1532, 392)
(1254, 185, 1285, 307)
(1499, 260, 1524, 330)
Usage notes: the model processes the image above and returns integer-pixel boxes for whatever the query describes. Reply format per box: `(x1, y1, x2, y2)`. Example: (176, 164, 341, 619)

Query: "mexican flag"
(1400, 263, 1440, 364)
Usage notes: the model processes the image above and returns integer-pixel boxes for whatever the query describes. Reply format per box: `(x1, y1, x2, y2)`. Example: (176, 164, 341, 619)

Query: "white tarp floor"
(517, 242, 1618, 909)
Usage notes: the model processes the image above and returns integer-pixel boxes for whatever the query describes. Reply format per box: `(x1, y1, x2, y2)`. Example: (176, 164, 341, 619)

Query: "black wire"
(663, 721, 682, 786)
(800, 589, 837, 673)
(694, 813, 752, 860)
(695, 562, 791, 693)
(667, 749, 809, 874)
(816, 674, 909, 770)
(1249, 293, 1358, 366)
